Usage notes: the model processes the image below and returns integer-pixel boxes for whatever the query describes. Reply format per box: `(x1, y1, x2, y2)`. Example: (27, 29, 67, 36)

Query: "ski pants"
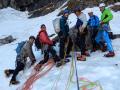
(76, 34, 86, 55)
(59, 36, 73, 59)
(86, 27, 99, 50)
(90, 28, 99, 49)
(95, 30, 114, 52)
(39, 46, 59, 65)
(9, 55, 25, 81)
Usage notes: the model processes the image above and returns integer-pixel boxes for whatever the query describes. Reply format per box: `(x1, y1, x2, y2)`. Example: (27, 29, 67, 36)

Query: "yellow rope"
(51, 37, 69, 90)
(65, 46, 75, 90)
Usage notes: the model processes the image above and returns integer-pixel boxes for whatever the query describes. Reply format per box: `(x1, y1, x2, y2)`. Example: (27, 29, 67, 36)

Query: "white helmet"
(87, 8, 93, 13)
(99, 3, 105, 7)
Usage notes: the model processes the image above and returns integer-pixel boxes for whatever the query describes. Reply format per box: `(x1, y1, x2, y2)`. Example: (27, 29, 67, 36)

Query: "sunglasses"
(41, 26, 46, 28)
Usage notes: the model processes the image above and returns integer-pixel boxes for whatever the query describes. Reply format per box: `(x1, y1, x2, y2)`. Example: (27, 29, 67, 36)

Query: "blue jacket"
(59, 16, 69, 37)
(88, 15, 100, 28)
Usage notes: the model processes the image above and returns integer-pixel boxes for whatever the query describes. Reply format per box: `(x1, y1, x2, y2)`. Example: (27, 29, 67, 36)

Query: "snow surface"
(0, 6, 120, 90)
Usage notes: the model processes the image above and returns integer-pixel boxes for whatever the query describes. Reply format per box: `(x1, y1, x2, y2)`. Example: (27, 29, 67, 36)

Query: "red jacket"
(39, 30, 53, 45)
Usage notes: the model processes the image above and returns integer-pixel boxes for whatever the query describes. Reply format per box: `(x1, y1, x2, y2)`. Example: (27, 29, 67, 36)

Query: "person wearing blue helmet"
(56, 9, 73, 67)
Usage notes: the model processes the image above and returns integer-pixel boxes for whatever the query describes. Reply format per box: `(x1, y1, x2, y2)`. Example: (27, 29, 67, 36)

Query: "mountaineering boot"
(91, 48, 97, 52)
(83, 51, 90, 57)
(104, 51, 115, 57)
(4, 69, 11, 77)
(9, 80, 20, 85)
(64, 58, 70, 63)
(56, 61, 64, 67)
(53, 55, 61, 63)
(77, 55, 86, 61)
(56, 59, 70, 67)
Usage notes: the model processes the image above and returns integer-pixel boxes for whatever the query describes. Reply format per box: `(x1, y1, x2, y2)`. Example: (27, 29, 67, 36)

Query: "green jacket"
(101, 8, 113, 23)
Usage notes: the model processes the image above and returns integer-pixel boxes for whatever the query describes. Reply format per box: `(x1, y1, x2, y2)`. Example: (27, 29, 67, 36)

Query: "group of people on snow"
(4, 3, 115, 85)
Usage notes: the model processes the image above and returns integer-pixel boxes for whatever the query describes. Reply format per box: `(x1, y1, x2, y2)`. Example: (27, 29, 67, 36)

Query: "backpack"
(35, 34, 42, 49)
(53, 18, 60, 34)
(16, 41, 26, 55)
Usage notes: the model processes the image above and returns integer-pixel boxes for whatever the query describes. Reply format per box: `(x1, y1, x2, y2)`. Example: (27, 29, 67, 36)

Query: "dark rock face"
(0, 0, 11, 8)
(0, 0, 119, 17)
(0, 35, 16, 46)
(0, 0, 66, 17)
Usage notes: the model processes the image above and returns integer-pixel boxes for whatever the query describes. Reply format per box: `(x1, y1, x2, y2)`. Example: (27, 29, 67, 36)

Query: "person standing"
(95, 3, 115, 57)
(74, 7, 89, 61)
(87, 8, 100, 52)
(34, 24, 60, 70)
(56, 9, 73, 67)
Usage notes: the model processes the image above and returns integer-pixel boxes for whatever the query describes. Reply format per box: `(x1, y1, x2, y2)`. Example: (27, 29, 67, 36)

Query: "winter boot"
(10, 80, 19, 85)
(104, 51, 115, 57)
(56, 59, 67, 67)
(91, 48, 97, 52)
(77, 55, 86, 61)
(4, 69, 11, 77)
(53, 55, 61, 63)
(83, 51, 90, 57)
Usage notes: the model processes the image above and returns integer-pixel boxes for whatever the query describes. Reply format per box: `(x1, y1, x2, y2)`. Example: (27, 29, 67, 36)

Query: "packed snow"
(0, 5, 120, 90)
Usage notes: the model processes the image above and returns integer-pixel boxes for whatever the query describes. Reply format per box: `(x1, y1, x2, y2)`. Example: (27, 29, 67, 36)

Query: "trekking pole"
(73, 44, 80, 90)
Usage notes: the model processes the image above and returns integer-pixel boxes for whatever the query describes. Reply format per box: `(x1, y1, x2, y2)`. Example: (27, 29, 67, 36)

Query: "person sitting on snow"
(4, 36, 36, 85)
(95, 3, 115, 57)
(34, 24, 60, 71)
(74, 7, 89, 61)
(86, 8, 100, 52)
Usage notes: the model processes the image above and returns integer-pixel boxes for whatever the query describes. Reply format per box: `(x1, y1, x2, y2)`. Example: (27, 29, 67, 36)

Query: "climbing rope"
(51, 37, 70, 90)
(51, 49, 67, 90)
(79, 77, 103, 90)
(17, 60, 54, 90)
(65, 46, 75, 90)
(74, 47, 80, 90)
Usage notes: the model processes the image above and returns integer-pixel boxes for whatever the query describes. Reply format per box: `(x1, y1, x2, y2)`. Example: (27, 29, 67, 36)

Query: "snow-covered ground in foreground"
(0, 6, 120, 90)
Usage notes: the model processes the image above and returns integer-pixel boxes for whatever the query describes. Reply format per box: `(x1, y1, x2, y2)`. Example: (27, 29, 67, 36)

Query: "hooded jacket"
(101, 8, 113, 23)
(59, 16, 69, 37)
(39, 30, 53, 45)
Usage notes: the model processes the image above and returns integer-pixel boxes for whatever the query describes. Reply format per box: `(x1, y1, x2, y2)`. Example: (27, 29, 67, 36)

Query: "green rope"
(65, 46, 75, 90)
(51, 38, 69, 90)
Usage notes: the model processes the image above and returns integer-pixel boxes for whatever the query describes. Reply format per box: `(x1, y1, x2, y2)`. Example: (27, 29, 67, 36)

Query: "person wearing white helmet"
(95, 3, 115, 57)
(87, 8, 100, 52)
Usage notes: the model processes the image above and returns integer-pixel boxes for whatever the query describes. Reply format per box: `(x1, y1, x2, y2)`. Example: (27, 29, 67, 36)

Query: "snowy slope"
(0, 6, 120, 90)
